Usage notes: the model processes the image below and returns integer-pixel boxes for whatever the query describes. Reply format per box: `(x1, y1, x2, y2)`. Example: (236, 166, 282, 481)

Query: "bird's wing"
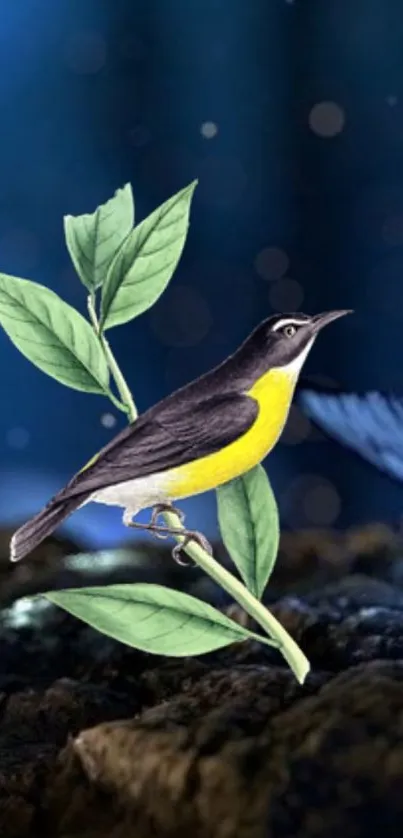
(62, 391, 259, 498)
(300, 390, 403, 482)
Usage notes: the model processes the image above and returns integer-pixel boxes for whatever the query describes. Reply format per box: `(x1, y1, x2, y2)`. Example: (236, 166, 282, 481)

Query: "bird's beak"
(311, 309, 353, 333)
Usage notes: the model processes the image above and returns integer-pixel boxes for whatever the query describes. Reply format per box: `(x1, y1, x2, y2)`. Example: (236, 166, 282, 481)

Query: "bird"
(10, 309, 351, 564)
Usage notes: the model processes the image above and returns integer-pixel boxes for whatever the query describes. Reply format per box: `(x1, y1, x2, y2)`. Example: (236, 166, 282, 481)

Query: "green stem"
(87, 295, 137, 422)
(101, 336, 137, 421)
(107, 389, 130, 414)
(163, 510, 309, 684)
(87, 293, 310, 684)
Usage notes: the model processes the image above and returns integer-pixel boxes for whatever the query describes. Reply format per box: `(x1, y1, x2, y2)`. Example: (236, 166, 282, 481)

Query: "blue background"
(1, 0, 402, 548)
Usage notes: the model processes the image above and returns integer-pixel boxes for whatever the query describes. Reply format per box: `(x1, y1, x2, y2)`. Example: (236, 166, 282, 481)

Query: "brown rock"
(41, 662, 403, 838)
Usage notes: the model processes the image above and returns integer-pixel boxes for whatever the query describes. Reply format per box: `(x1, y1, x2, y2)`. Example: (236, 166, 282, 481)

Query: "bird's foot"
(146, 503, 186, 541)
(150, 503, 185, 528)
(123, 504, 183, 540)
(171, 530, 213, 566)
(123, 508, 212, 568)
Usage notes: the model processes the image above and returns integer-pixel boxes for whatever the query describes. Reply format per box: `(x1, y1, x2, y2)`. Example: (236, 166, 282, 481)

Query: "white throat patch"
(274, 336, 315, 377)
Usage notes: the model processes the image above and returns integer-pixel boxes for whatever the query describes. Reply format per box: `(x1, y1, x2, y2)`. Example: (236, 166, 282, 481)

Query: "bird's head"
(248, 310, 352, 375)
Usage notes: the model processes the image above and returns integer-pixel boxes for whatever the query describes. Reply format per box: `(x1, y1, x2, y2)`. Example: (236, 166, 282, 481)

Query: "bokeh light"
(283, 475, 342, 527)
(201, 121, 218, 139)
(309, 101, 345, 138)
(303, 481, 341, 525)
(254, 247, 289, 282)
(6, 428, 30, 450)
(100, 413, 117, 429)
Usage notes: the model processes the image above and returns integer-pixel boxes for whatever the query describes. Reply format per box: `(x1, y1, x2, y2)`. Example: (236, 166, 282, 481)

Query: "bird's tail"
(10, 494, 85, 563)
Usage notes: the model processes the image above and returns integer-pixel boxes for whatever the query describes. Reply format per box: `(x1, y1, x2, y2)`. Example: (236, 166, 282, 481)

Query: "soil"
(1, 522, 403, 837)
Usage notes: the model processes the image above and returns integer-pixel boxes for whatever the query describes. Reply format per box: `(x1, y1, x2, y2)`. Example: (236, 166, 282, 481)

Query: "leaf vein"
(0, 292, 106, 385)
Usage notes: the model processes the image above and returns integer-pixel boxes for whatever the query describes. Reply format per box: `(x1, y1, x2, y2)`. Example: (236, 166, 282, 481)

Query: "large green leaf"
(0, 273, 110, 393)
(64, 184, 134, 292)
(216, 465, 280, 599)
(100, 180, 197, 330)
(46, 583, 275, 656)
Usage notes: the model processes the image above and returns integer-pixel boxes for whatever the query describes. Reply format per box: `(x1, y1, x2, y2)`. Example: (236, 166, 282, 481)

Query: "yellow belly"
(164, 367, 297, 499)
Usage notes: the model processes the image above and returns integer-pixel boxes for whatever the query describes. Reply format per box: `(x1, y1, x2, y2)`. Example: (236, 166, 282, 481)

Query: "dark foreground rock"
(1, 526, 403, 836)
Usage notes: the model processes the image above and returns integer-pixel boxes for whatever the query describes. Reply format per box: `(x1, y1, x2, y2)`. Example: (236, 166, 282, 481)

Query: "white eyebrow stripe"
(272, 317, 310, 332)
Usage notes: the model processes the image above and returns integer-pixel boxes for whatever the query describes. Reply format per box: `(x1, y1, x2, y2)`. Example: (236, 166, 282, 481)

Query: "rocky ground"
(1, 523, 403, 837)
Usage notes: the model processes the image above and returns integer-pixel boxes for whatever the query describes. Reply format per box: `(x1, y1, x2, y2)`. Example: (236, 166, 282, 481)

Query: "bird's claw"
(124, 504, 211, 567)
(171, 530, 213, 566)
(152, 529, 170, 541)
(150, 503, 185, 527)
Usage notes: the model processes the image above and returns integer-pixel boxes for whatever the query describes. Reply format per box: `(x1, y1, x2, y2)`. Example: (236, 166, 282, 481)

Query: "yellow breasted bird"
(10, 310, 351, 563)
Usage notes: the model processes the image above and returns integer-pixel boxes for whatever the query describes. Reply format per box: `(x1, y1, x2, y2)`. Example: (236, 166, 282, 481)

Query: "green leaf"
(216, 465, 280, 599)
(0, 273, 110, 394)
(45, 583, 272, 656)
(64, 184, 134, 292)
(100, 180, 197, 330)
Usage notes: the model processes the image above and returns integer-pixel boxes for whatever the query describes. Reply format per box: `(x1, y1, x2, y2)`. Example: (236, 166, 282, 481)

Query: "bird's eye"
(282, 324, 297, 338)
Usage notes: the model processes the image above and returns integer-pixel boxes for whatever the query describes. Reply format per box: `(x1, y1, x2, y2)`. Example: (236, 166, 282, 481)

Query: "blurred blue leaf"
(300, 390, 403, 483)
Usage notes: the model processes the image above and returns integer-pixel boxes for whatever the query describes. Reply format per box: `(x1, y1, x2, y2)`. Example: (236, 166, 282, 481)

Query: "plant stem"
(163, 510, 309, 684)
(87, 295, 137, 422)
(106, 389, 129, 414)
(100, 336, 137, 421)
(88, 295, 310, 683)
